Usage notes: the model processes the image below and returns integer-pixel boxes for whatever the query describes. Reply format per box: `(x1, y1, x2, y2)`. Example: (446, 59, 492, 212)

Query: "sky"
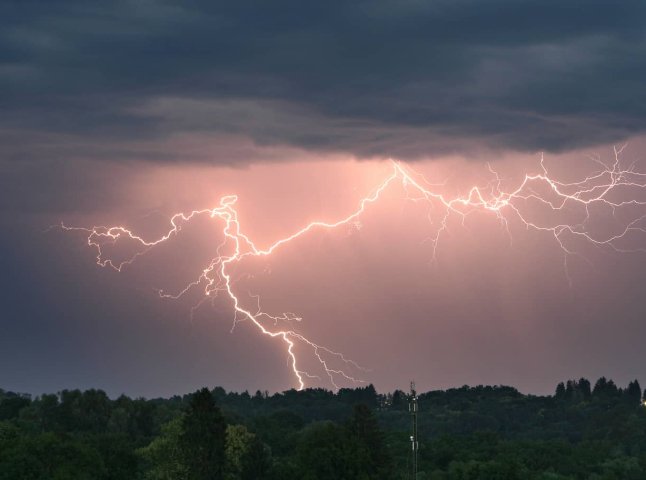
(2, 0, 646, 398)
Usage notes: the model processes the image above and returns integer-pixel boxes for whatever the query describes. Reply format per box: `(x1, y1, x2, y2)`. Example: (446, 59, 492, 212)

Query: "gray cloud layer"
(3, 2, 646, 396)
(2, 0, 646, 163)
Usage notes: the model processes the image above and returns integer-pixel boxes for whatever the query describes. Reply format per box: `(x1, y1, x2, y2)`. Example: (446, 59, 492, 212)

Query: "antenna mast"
(409, 381, 418, 479)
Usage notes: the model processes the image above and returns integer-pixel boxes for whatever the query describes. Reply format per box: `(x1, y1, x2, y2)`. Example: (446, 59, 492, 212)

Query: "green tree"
(555, 382, 566, 400)
(0, 394, 30, 421)
(0, 431, 105, 480)
(295, 422, 362, 480)
(348, 404, 393, 479)
(180, 388, 227, 480)
(138, 417, 188, 480)
(225, 424, 254, 480)
(37, 393, 61, 432)
(223, 424, 272, 480)
(241, 435, 271, 480)
(89, 433, 138, 480)
(626, 380, 641, 405)
(578, 378, 592, 400)
(391, 390, 406, 410)
(593, 377, 619, 398)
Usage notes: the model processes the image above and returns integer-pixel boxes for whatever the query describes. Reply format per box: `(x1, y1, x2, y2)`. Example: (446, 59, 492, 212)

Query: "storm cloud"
(3, 2, 646, 397)
(2, 0, 646, 164)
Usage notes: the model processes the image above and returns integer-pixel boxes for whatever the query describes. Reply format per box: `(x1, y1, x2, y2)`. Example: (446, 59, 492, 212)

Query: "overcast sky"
(2, 0, 646, 398)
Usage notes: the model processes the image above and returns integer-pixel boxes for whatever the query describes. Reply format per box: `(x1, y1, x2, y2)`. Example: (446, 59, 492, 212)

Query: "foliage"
(138, 417, 187, 480)
(179, 388, 227, 480)
(1, 378, 646, 479)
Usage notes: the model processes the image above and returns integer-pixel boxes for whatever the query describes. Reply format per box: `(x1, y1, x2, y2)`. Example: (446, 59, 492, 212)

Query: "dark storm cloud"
(1, 0, 646, 162)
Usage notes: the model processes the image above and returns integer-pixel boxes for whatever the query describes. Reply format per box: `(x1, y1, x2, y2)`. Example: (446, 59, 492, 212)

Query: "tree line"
(1, 378, 645, 479)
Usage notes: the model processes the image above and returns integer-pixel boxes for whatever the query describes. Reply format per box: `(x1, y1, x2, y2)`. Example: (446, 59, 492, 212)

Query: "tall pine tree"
(180, 388, 227, 480)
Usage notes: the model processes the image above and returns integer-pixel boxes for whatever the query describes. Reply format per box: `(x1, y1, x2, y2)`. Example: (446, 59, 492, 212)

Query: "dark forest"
(2, 378, 646, 479)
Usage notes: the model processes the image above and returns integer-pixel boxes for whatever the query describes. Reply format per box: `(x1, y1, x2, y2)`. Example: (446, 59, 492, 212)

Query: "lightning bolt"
(60, 147, 646, 390)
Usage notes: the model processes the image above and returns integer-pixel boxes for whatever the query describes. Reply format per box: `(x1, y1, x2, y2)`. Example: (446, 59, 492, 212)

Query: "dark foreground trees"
(138, 388, 270, 480)
(179, 388, 227, 480)
(2, 379, 646, 479)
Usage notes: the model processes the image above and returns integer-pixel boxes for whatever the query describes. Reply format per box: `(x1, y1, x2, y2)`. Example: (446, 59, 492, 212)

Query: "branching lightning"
(61, 147, 646, 390)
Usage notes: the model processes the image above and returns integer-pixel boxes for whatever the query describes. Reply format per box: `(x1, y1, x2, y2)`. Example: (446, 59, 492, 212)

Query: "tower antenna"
(409, 380, 418, 479)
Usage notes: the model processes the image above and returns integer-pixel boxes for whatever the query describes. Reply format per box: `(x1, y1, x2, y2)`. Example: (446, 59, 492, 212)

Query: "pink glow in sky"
(49, 143, 646, 395)
(4, 1, 646, 399)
